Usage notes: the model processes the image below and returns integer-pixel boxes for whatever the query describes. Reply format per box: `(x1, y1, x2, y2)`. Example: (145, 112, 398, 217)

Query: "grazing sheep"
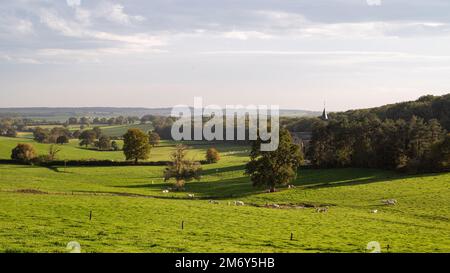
(209, 200, 219, 204)
(370, 209, 378, 214)
(162, 190, 169, 193)
(382, 199, 397, 205)
(187, 194, 195, 198)
(316, 207, 329, 213)
(234, 201, 245, 206)
(267, 203, 280, 209)
(288, 185, 296, 189)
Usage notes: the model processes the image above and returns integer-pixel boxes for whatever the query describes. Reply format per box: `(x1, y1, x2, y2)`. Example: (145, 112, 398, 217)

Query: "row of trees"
(308, 115, 448, 172)
(11, 143, 61, 163)
(67, 116, 140, 126)
(0, 118, 19, 137)
(332, 94, 450, 131)
(34, 127, 72, 144)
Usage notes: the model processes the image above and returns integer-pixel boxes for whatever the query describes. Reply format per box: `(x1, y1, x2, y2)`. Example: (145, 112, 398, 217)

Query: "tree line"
(308, 115, 449, 172)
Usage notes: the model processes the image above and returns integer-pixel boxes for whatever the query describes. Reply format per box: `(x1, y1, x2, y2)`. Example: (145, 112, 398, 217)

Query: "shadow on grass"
(115, 167, 443, 199)
(116, 176, 261, 199)
(201, 165, 246, 175)
(295, 168, 441, 190)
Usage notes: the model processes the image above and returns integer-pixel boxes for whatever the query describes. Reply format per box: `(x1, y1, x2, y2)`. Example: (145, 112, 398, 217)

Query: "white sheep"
(209, 200, 219, 204)
(162, 190, 169, 194)
(370, 209, 378, 214)
(187, 194, 195, 198)
(316, 207, 329, 213)
(234, 201, 245, 206)
(382, 199, 397, 205)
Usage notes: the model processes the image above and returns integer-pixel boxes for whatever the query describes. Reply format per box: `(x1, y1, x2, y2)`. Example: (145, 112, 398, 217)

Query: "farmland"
(0, 136, 449, 253)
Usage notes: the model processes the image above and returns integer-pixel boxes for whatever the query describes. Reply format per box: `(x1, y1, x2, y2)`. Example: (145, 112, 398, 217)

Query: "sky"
(1, 0, 450, 111)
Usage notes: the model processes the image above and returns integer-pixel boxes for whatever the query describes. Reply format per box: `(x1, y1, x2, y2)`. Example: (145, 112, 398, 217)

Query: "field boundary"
(0, 159, 210, 167)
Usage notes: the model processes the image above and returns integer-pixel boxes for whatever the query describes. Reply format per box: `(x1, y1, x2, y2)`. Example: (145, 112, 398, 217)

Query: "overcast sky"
(1, 0, 450, 111)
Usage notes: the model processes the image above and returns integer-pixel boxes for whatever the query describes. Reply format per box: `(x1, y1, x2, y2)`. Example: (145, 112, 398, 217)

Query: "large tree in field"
(123, 128, 151, 163)
(95, 135, 112, 151)
(148, 131, 161, 147)
(164, 145, 202, 189)
(79, 130, 96, 148)
(246, 128, 304, 192)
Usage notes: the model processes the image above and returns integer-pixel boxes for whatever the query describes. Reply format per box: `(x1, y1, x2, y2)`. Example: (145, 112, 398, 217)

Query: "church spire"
(321, 101, 328, 120)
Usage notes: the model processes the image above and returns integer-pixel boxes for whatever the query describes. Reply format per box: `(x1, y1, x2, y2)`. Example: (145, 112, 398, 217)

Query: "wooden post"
(181, 220, 184, 230)
(387, 245, 390, 253)
(89, 210, 92, 221)
(290, 233, 293, 241)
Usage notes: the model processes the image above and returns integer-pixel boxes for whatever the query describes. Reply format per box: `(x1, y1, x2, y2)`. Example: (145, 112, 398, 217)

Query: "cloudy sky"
(1, 0, 450, 110)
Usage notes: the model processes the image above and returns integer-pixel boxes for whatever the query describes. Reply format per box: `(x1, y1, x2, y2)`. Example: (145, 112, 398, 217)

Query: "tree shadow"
(115, 175, 263, 199)
(201, 165, 246, 175)
(295, 168, 442, 190)
(116, 167, 446, 199)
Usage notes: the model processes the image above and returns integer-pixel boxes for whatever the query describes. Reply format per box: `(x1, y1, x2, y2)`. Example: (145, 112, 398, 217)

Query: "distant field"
(0, 136, 244, 162)
(99, 124, 153, 137)
(25, 123, 153, 137)
(0, 135, 449, 252)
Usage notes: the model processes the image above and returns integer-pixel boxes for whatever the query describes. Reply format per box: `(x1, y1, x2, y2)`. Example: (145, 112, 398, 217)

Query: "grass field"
(0, 136, 222, 161)
(0, 136, 449, 253)
(99, 124, 154, 137)
(23, 123, 153, 138)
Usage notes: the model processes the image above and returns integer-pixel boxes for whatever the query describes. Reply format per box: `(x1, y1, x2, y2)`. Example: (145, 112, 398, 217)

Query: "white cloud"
(366, 0, 382, 6)
(15, 19, 34, 34)
(66, 0, 81, 8)
(39, 9, 164, 46)
(222, 30, 273, 40)
(99, 3, 146, 25)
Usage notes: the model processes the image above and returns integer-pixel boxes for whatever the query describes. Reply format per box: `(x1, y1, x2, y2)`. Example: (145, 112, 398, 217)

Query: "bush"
(206, 147, 220, 163)
(11, 143, 37, 162)
(56, 135, 69, 145)
(111, 140, 120, 151)
(95, 136, 112, 150)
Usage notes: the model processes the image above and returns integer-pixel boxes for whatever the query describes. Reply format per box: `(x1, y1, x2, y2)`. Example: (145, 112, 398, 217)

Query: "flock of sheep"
(160, 187, 398, 214)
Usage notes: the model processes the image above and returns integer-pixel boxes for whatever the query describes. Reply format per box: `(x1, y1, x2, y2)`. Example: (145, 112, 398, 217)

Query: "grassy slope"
(100, 124, 153, 137)
(0, 137, 448, 253)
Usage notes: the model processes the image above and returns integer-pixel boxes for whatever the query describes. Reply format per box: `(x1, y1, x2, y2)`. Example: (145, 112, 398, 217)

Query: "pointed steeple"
(321, 101, 328, 120)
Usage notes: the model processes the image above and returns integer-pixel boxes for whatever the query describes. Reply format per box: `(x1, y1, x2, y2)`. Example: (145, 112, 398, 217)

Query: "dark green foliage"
(422, 134, 450, 172)
(308, 115, 447, 172)
(123, 128, 151, 163)
(92, 127, 102, 139)
(332, 94, 450, 131)
(56, 135, 69, 145)
(111, 140, 120, 151)
(33, 127, 51, 143)
(246, 128, 304, 192)
(78, 130, 97, 147)
(148, 131, 161, 147)
(95, 135, 112, 151)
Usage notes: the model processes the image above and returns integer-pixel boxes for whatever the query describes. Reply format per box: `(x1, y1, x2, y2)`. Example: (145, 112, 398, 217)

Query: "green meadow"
(0, 136, 449, 253)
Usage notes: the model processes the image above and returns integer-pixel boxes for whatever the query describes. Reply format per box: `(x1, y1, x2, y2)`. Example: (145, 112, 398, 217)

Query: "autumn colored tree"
(205, 147, 220, 163)
(11, 143, 37, 162)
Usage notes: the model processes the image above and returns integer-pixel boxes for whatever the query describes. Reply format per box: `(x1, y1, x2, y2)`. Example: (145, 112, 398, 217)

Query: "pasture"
(0, 136, 449, 253)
